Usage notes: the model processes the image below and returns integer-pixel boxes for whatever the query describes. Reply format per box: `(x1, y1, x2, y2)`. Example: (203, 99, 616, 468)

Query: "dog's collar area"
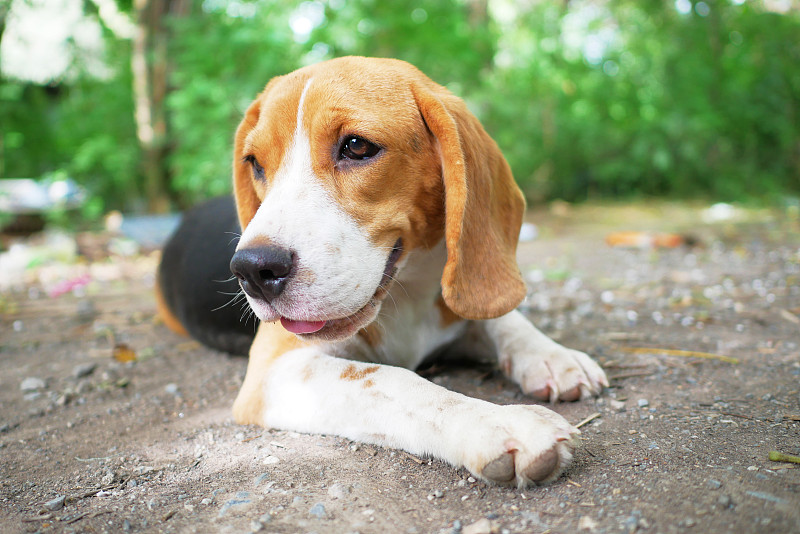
(279, 237, 403, 338)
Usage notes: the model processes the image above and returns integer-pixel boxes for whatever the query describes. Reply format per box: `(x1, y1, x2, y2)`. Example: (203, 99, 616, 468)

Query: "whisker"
(383, 273, 409, 299)
(211, 290, 247, 312)
(225, 232, 242, 247)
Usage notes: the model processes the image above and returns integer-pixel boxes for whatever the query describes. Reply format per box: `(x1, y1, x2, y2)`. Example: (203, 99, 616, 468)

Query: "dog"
(157, 56, 608, 487)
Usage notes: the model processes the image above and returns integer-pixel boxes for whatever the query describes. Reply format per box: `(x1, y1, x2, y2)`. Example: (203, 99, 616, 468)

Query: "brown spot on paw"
(481, 452, 516, 483)
(340, 364, 379, 381)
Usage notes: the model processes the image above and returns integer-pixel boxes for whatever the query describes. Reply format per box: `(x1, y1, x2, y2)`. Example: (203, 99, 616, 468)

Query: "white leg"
(484, 310, 608, 402)
(257, 348, 580, 486)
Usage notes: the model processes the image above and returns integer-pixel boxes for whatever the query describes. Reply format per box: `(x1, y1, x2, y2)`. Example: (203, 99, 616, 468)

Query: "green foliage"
(0, 35, 140, 214)
(166, 2, 301, 205)
(482, 0, 800, 202)
(1, 0, 798, 213)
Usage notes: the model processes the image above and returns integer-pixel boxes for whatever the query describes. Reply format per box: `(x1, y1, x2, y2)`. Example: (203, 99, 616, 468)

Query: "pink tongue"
(280, 317, 326, 334)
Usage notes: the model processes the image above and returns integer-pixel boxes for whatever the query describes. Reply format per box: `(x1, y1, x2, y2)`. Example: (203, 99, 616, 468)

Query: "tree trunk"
(131, 0, 188, 213)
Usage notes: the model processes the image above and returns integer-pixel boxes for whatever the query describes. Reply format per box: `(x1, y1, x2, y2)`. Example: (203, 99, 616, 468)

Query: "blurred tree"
(132, 0, 189, 213)
(0, 0, 797, 213)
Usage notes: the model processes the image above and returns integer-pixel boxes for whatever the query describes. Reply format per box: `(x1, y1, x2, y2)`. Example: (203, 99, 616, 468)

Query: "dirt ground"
(1, 202, 799, 534)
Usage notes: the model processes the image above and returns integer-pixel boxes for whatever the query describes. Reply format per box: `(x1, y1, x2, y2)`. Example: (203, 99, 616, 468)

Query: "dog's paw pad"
(480, 443, 564, 486)
(481, 452, 516, 483)
(521, 445, 560, 483)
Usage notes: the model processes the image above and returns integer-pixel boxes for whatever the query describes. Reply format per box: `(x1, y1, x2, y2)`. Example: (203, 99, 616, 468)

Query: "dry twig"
(620, 347, 739, 364)
(769, 451, 800, 464)
(575, 412, 601, 429)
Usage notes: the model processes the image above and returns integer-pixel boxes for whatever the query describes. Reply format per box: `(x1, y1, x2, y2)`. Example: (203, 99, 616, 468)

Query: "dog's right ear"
(232, 98, 262, 231)
(411, 81, 527, 320)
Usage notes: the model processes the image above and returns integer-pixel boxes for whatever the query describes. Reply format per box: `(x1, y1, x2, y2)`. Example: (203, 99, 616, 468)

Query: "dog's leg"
(484, 310, 608, 402)
(233, 324, 579, 487)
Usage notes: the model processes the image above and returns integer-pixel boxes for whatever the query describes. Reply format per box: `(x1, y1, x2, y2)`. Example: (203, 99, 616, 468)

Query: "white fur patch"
(237, 79, 388, 323)
(259, 347, 578, 486)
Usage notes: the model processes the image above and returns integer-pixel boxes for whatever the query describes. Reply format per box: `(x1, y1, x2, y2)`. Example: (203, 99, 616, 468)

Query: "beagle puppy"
(157, 57, 608, 487)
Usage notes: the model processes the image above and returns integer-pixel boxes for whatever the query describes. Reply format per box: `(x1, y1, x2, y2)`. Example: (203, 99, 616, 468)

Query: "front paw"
(501, 345, 608, 403)
(462, 404, 579, 487)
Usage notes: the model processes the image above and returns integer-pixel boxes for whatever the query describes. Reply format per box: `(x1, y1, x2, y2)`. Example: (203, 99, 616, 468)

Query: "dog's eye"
(243, 155, 265, 180)
(340, 136, 381, 161)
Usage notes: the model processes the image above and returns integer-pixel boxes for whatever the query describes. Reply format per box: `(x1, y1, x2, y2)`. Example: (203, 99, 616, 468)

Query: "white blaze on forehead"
(238, 78, 388, 321)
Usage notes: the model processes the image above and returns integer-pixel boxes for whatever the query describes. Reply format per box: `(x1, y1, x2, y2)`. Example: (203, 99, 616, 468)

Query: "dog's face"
(231, 57, 527, 341)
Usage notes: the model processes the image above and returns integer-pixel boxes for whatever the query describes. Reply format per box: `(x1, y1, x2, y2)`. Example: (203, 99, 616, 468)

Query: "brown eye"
(340, 136, 381, 161)
(243, 155, 265, 180)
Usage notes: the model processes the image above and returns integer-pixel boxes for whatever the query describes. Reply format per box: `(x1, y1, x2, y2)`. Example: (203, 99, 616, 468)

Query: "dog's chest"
(328, 242, 464, 369)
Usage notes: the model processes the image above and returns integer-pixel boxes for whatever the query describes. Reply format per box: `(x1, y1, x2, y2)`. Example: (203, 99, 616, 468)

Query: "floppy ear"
(412, 82, 527, 320)
(232, 98, 262, 231)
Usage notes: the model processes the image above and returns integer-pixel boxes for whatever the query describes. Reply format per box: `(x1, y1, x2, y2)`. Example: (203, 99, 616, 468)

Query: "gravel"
(20, 377, 45, 391)
(43, 495, 65, 511)
(1, 205, 798, 533)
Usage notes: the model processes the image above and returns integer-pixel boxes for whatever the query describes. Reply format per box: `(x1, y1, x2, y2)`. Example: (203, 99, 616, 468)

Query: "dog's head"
(230, 56, 526, 341)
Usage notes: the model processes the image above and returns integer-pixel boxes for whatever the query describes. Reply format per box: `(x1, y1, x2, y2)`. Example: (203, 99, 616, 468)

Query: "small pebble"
(309, 503, 326, 519)
(327, 483, 349, 500)
(217, 491, 253, 518)
(463, 518, 493, 534)
(20, 377, 46, 392)
(622, 514, 639, 531)
(72, 362, 97, 379)
(44, 495, 65, 511)
(609, 399, 626, 412)
(706, 479, 722, 490)
(717, 495, 733, 508)
(637, 398, 649, 408)
(164, 383, 180, 396)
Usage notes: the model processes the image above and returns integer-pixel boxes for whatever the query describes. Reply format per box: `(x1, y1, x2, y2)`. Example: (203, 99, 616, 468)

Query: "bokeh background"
(1, 0, 798, 218)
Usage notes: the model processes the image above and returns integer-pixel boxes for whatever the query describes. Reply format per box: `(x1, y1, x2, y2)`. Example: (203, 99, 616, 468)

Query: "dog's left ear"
(232, 97, 263, 231)
(412, 82, 527, 320)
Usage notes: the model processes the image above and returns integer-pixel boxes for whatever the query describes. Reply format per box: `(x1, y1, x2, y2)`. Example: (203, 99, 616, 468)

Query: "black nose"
(230, 246, 294, 302)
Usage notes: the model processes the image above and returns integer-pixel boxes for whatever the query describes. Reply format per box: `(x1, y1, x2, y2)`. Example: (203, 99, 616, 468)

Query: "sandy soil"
(1, 203, 798, 534)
